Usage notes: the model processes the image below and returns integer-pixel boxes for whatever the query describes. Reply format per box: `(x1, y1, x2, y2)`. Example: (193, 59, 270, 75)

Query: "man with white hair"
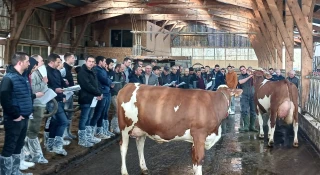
(271, 69, 285, 81)
(287, 70, 299, 88)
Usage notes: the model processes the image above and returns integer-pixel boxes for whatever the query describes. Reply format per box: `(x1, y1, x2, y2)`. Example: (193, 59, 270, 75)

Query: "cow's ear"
(234, 89, 243, 97)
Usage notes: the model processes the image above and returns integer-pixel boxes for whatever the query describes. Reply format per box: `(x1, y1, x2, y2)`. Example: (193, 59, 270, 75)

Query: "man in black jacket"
(46, 54, 69, 156)
(129, 65, 143, 83)
(210, 64, 225, 91)
(0, 52, 44, 175)
(77, 56, 102, 148)
(180, 68, 192, 89)
(62, 52, 76, 140)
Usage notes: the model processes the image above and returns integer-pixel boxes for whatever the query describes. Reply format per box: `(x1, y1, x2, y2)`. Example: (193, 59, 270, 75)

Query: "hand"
(249, 75, 253, 78)
(35, 92, 44, 98)
(65, 80, 69, 85)
(96, 96, 102, 100)
(13, 116, 25, 122)
(42, 76, 48, 83)
(100, 94, 103, 98)
(63, 98, 66, 103)
(111, 84, 115, 88)
(55, 88, 64, 93)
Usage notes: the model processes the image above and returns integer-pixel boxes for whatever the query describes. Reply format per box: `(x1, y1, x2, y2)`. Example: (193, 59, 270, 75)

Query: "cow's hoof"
(268, 141, 274, 147)
(141, 169, 149, 175)
(258, 134, 264, 139)
(293, 142, 299, 148)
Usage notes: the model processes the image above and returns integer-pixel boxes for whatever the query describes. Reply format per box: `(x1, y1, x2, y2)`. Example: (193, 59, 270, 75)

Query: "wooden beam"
(138, 14, 213, 21)
(155, 20, 169, 38)
(51, 11, 71, 53)
(71, 14, 92, 52)
(34, 10, 51, 44)
(252, 1, 275, 63)
(171, 26, 185, 42)
(216, 0, 254, 9)
(15, 0, 60, 12)
(256, 0, 282, 63)
(286, 0, 313, 60)
(50, 13, 56, 44)
(163, 23, 177, 40)
(285, 3, 294, 74)
(308, 0, 317, 22)
(76, 14, 123, 25)
(56, 1, 75, 7)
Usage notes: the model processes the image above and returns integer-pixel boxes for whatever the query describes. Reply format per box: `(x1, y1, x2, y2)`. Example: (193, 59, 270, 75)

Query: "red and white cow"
(252, 70, 299, 147)
(117, 83, 242, 175)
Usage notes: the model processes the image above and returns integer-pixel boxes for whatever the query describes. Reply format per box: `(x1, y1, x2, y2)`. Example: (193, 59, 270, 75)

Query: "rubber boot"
(0, 155, 13, 175)
(52, 136, 67, 156)
(13, 154, 33, 175)
(239, 116, 249, 132)
(86, 126, 101, 144)
(95, 127, 110, 139)
(102, 119, 115, 137)
(27, 137, 48, 164)
(249, 115, 259, 132)
(78, 130, 94, 148)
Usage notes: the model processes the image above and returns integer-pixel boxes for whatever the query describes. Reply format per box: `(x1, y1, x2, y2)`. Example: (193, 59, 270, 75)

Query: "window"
(110, 30, 133, 47)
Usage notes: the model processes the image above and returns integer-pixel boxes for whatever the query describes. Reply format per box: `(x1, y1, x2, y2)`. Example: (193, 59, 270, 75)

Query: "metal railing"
(303, 73, 320, 121)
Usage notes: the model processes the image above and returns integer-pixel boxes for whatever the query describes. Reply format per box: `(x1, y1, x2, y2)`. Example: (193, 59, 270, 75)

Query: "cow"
(117, 83, 243, 175)
(252, 70, 299, 147)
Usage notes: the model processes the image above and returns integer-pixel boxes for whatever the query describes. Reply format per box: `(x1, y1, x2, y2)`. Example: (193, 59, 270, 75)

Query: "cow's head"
(217, 85, 243, 97)
(252, 70, 271, 84)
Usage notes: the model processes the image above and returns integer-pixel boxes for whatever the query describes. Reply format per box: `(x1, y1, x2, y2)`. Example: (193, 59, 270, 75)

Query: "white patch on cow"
(174, 103, 181, 112)
(258, 95, 271, 111)
(268, 124, 276, 146)
(293, 120, 299, 145)
(260, 79, 269, 88)
(193, 165, 203, 175)
(136, 135, 148, 172)
(148, 129, 193, 143)
(257, 106, 264, 138)
(217, 84, 228, 89)
(204, 126, 222, 150)
(120, 83, 140, 175)
(284, 101, 294, 124)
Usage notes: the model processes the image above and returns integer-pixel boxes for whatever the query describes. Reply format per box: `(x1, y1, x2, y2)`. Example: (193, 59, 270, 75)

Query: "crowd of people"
(0, 51, 300, 175)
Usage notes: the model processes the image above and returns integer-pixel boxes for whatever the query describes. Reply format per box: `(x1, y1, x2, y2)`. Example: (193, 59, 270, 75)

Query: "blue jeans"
(90, 96, 107, 127)
(64, 96, 73, 120)
(97, 93, 111, 127)
(79, 104, 94, 130)
(48, 102, 69, 138)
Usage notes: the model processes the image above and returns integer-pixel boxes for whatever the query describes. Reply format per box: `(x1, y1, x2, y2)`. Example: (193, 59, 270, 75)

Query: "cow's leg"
(120, 131, 130, 175)
(293, 119, 299, 147)
(136, 135, 148, 174)
(268, 111, 277, 147)
(257, 106, 264, 139)
(191, 134, 205, 175)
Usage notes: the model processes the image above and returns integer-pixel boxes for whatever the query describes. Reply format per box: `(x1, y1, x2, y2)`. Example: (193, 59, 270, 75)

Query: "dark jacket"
(160, 72, 171, 85)
(47, 65, 67, 102)
(271, 74, 285, 81)
(111, 71, 126, 96)
(287, 76, 299, 88)
(180, 75, 192, 89)
(0, 65, 34, 119)
(63, 62, 74, 86)
(211, 70, 225, 91)
(170, 73, 180, 84)
(94, 66, 112, 95)
(129, 74, 143, 83)
(195, 76, 205, 90)
(77, 64, 101, 104)
(238, 73, 254, 96)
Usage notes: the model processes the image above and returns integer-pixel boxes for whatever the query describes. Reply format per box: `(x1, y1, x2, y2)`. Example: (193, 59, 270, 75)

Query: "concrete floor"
(59, 114, 320, 175)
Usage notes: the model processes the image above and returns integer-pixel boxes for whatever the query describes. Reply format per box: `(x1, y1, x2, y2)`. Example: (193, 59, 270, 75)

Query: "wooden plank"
(256, 0, 282, 64)
(251, 1, 275, 63)
(286, 0, 313, 60)
(15, 0, 60, 12)
(171, 26, 185, 42)
(75, 14, 123, 25)
(216, 0, 254, 9)
(34, 10, 51, 44)
(155, 20, 169, 38)
(50, 13, 56, 43)
(51, 10, 71, 53)
(300, 0, 314, 110)
(285, 3, 294, 74)
(71, 14, 92, 52)
(163, 23, 177, 40)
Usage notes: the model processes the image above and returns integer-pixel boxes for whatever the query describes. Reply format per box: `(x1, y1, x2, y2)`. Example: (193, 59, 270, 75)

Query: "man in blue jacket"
(210, 64, 225, 91)
(0, 52, 44, 174)
(90, 56, 113, 139)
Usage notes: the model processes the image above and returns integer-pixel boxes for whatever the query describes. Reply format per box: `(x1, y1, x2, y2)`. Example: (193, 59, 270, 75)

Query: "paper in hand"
(206, 81, 213, 90)
(38, 89, 57, 105)
(177, 82, 186, 87)
(63, 85, 81, 91)
(90, 97, 98, 107)
(63, 91, 74, 100)
(37, 65, 47, 77)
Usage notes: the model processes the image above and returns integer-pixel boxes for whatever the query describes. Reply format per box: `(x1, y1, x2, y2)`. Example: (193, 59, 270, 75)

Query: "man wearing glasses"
(238, 66, 258, 133)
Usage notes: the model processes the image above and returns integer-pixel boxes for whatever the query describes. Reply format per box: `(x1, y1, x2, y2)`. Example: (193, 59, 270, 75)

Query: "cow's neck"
(253, 76, 265, 89)
(220, 91, 230, 107)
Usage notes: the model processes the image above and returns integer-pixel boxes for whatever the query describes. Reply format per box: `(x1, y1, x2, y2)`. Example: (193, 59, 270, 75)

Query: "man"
(46, 54, 69, 156)
(170, 65, 180, 86)
(211, 64, 225, 91)
(77, 56, 103, 147)
(142, 65, 159, 86)
(287, 70, 299, 88)
(269, 68, 276, 75)
(123, 57, 132, 83)
(110, 64, 126, 134)
(238, 65, 258, 132)
(226, 65, 238, 114)
(271, 69, 285, 81)
(90, 56, 112, 140)
(180, 68, 192, 89)
(0, 52, 43, 174)
(159, 66, 171, 86)
(62, 52, 77, 140)
(24, 55, 49, 164)
(129, 65, 143, 83)
(195, 69, 205, 89)
(151, 59, 157, 67)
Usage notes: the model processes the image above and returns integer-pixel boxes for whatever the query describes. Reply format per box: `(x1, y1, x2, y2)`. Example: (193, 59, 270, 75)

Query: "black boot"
(239, 116, 249, 132)
(249, 116, 259, 132)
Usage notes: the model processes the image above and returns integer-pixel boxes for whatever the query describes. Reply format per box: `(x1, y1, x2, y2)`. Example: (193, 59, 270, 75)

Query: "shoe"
(239, 115, 249, 132)
(78, 130, 94, 148)
(26, 137, 48, 164)
(111, 117, 120, 134)
(86, 126, 101, 144)
(52, 136, 67, 156)
(102, 120, 115, 137)
(13, 154, 33, 175)
(0, 155, 13, 174)
(63, 139, 71, 146)
(95, 127, 110, 139)
(46, 138, 54, 152)
(249, 115, 259, 132)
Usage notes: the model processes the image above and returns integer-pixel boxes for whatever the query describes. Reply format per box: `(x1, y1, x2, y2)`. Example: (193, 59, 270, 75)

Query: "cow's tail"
(285, 79, 294, 102)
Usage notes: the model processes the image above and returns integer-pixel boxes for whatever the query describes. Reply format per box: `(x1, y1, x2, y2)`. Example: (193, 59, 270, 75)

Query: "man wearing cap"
(160, 66, 171, 86)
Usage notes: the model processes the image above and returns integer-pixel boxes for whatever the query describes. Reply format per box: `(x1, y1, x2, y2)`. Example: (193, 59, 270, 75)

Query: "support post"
(285, 3, 294, 74)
